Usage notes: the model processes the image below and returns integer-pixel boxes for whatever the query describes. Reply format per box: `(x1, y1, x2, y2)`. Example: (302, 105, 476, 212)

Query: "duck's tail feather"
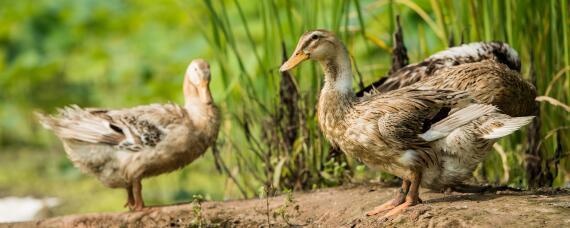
(481, 116, 534, 139)
(419, 104, 497, 142)
(35, 105, 124, 145)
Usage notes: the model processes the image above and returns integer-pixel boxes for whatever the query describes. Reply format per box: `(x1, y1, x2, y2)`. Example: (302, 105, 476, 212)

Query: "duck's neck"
(320, 51, 354, 96)
(317, 47, 355, 140)
(318, 47, 355, 111)
(185, 97, 219, 141)
(183, 79, 218, 129)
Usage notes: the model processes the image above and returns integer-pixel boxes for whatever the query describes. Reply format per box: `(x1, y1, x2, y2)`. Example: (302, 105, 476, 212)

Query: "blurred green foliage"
(0, 0, 568, 216)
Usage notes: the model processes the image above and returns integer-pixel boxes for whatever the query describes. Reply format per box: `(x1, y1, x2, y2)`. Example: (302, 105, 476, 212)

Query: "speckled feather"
(319, 85, 492, 176)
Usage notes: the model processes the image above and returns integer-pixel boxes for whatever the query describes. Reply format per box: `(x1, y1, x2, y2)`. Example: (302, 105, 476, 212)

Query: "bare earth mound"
(7, 184, 570, 227)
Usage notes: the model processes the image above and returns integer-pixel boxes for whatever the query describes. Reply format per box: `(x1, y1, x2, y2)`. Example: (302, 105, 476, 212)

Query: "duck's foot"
(132, 202, 145, 211)
(379, 171, 422, 220)
(367, 179, 410, 216)
(380, 200, 418, 220)
(366, 200, 397, 216)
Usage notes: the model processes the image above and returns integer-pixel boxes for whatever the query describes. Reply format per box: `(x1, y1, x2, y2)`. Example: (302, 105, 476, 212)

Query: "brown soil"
(5, 184, 570, 227)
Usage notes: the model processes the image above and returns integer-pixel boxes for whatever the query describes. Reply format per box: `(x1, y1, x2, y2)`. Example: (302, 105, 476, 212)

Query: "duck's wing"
(37, 103, 188, 151)
(356, 42, 520, 96)
(363, 89, 496, 168)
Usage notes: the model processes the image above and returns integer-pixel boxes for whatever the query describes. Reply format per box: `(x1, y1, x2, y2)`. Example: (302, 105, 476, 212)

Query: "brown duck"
(281, 30, 535, 218)
(36, 59, 220, 211)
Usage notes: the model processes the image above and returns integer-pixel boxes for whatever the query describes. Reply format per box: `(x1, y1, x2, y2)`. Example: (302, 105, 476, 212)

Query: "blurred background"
(0, 0, 568, 221)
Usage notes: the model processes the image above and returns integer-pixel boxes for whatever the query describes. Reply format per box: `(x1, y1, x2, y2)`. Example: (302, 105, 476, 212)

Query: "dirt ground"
(5, 183, 570, 227)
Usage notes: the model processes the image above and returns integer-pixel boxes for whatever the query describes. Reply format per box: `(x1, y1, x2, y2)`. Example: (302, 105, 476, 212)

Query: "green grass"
(199, 0, 570, 192)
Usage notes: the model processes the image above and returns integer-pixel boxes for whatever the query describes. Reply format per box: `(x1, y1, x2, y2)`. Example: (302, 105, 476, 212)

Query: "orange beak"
(280, 51, 309, 72)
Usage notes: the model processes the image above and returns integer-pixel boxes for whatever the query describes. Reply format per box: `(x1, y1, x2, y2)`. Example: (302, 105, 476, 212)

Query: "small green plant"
(320, 158, 350, 186)
(273, 190, 293, 219)
(260, 184, 272, 227)
(273, 190, 310, 226)
(190, 194, 205, 227)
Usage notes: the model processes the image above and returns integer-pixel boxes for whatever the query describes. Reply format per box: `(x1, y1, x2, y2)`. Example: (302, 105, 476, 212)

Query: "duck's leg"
(124, 185, 135, 209)
(132, 178, 145, 211)
(366, 179, 410, 216)
(381, 171, 422, 219)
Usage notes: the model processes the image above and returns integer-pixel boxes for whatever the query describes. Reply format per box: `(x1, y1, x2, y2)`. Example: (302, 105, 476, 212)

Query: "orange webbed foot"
(379, 199, 421, 220)
(377, 171, 422, 220)
(366, 200, 397, 216)
(367, 179, 410, 216)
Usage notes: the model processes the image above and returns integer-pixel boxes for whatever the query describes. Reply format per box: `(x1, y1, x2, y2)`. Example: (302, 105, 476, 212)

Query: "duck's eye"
(311, 34, 319, 40)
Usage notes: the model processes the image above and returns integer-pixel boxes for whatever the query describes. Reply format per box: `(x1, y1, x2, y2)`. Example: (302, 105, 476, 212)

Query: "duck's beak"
(280, 51, 309, 72)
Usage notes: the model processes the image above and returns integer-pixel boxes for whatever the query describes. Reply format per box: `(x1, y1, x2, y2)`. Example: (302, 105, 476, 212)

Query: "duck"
(357, 41, 522, 96)
(36, 59, 220, 211)
(280, 29, 535, 218)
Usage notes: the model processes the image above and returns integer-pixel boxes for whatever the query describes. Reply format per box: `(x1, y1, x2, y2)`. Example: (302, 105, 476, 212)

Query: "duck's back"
(357, 42, 521, 96)
(412, 60, 537, 117)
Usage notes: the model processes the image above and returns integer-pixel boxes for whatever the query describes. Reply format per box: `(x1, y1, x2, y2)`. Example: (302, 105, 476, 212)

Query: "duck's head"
(280, 29, 343, 72)
(184, 59, 213, 104)
(186, 59, 211, 87)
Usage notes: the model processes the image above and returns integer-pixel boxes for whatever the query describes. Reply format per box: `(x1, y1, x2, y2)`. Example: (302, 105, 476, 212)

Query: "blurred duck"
(281, 30, 534, 218)
(357, 41, 522, 96)
(36, 59, 220, 211)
